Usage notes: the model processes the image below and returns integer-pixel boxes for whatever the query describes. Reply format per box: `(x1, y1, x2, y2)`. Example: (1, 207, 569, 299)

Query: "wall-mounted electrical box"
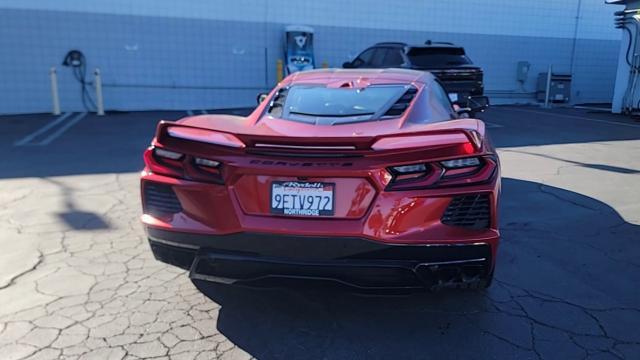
(536, 73, 572, 103)
(516, 61, 530, 83)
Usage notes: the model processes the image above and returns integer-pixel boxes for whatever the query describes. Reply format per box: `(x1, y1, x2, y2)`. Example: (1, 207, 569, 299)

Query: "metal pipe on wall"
(568, 0, 583, 77)
(615, 10, 640, 113)
(544, 65, 553, 108)
(94, 68, 105, 116)
(49, 67, 61, 115)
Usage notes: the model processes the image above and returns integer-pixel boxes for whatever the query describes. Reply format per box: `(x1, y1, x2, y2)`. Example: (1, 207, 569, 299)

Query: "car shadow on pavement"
(193, 178, 640, 360)
(482, 106, 640, 148)
(500, 149, 640, 175)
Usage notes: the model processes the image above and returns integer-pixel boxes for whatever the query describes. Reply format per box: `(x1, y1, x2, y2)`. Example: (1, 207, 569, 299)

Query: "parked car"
(141, 68, 499, 291)
(343, 41, 483, 105)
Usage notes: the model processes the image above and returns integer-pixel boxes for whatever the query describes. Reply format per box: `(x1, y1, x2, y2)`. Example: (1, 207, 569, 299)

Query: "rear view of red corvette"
(141, 68, 500, 290)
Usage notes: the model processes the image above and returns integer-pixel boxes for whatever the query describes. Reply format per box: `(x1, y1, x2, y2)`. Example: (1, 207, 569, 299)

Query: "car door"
(381, 48, 404, 68)
(369, 47, 388, 68)
(350, 48, 377, 68)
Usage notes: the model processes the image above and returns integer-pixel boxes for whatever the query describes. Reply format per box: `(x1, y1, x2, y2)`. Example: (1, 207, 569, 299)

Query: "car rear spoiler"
(154, 120, 484, 153)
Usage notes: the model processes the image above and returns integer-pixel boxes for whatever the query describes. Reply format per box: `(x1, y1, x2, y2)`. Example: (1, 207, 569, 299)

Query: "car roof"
(285, 68, 436, 85)
(374, 41, 462, 50)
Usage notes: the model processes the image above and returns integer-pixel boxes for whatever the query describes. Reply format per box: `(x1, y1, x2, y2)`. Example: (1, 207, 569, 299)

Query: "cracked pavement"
(0, 107, 639, 359)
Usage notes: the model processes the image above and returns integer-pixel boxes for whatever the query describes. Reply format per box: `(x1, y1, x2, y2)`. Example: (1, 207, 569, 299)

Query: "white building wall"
(0, 0, 623, 114)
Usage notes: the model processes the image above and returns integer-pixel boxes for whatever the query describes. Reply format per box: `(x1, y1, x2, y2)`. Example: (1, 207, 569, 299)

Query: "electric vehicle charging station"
(284, 25, 315, 75)
(608, 0, 640, 114)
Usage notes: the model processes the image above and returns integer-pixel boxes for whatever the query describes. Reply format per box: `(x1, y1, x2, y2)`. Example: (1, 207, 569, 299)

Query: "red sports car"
(141, 68, 500, 290)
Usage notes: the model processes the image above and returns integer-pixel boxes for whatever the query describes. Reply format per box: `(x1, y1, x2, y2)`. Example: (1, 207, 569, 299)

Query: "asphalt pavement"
(0, 105, 639, 359)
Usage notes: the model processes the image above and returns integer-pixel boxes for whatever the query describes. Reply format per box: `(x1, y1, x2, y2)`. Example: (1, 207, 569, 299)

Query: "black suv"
(343, 41, 483, 104)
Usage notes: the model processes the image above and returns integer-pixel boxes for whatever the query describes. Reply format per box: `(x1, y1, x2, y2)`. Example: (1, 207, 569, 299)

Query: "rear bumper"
(147, 228, 495, 290)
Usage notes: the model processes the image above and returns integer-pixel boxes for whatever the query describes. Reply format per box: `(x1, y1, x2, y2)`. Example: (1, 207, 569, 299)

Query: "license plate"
(270, 181, 335, 217)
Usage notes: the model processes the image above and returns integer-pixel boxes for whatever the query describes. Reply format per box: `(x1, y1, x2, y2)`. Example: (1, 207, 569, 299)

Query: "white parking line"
(39, 112, 87, 145)
(573, 105, 612, 112)
(484, 122, 504, 128)
(14, 112, 73, 146)
(508, 108, 640, 129)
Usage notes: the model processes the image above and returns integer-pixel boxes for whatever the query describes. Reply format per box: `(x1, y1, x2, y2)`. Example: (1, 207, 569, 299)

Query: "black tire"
(482, 267, 495, 289)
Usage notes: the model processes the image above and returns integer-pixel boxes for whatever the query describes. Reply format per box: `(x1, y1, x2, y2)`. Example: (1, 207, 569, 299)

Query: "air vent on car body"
(143, 182, 183, 217)
(383, 87, 418, 117)
(267, 87, 289, 118)
(441, 194, 490, 229)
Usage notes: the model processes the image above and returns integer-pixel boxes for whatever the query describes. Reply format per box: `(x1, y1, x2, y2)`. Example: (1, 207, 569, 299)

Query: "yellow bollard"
(276, 59, 283, 83)
(321, 61, 329, 69)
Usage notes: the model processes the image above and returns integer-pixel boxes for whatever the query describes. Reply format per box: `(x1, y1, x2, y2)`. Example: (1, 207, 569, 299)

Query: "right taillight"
(437, 156, 497, 187)
(386, 155, 496, 190)
(389, 163, 429, 181)
(386, 163, 437, 190)
(440, 157, 483, 179)
(440, 157, 481, 169)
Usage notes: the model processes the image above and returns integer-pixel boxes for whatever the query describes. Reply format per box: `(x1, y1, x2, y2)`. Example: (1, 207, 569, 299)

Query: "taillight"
(440, 157, 480, 168)
(386, 156, 496, 190)
(440, 157, 484, 180)
(192, 157, 223, 182)
(154, 148, 182, 160)
(461, 142, 476, 155)
(386, 163, 438, 190)
(389, 163, 429, 182)
(144, 147, 224, 184)
(194, 158, 220, 167)
(144, 147, 184, 178)
(467, 131, 483, 149)
(437, 156, 497, 187)
(390, 164, 427, 181)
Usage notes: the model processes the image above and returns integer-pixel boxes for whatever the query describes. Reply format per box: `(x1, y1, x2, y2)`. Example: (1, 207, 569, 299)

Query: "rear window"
(267, 85, 410, 125)
(407, 47, 471, 68)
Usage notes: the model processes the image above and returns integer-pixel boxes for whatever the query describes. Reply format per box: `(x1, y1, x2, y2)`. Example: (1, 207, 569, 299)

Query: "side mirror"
(456, 96, 490, 116)
(342, 61, 354, 69)
(453, 96, 489, 117)
(455, 106, 473, 117)
(257, 92, 268, 104)
(467, 95, 490, 113)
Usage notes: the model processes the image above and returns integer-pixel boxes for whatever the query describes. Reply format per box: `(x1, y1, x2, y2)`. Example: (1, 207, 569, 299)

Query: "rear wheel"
(480, 266, 495, 289)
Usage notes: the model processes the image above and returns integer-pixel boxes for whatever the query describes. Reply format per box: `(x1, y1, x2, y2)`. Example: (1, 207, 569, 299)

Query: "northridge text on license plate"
(271, 181, 334, 216)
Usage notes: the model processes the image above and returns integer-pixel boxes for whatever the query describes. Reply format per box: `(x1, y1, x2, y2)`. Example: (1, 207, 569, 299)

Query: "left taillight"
(154, 148, 182, 161)
(143, 147, 224, 183)
(144, 147, 184, 178)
